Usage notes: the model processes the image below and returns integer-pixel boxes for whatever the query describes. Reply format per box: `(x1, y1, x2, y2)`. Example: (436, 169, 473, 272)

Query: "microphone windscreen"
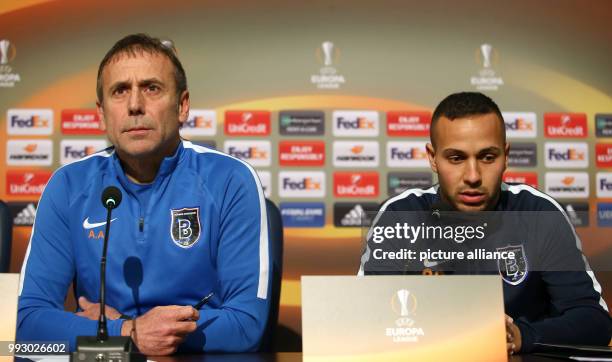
(101, 186, 122, 209)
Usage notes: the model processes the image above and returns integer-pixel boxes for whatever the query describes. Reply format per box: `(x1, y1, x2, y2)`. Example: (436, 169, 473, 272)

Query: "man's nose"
(463, 159, 482, 186)
(128, 87, 144, 116)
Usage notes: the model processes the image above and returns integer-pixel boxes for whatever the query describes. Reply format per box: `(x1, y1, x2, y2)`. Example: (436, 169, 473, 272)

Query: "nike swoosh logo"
(423, 258, 448, 268)
(83, 217, 117, 229)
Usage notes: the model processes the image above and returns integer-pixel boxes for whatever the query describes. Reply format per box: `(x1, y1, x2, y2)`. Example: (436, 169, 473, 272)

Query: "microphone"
(73, 186, 144, 362)
(97, 186, 122, 341)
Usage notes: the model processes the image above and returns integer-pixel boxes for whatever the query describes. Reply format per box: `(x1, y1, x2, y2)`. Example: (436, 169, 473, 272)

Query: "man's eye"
(146, 85, 160, 92)
(448, 156, 464, 163)
(113, 88, 127, 95)
(482, 154, 497, 162)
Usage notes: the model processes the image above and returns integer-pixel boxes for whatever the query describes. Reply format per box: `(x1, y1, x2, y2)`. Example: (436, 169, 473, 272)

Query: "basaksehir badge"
(497, 244, 528, 285)
(170, 207, 201, 248)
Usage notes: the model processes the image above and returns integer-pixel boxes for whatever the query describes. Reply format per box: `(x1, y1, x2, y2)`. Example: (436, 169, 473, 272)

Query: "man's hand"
(121, 306, 199, 356)
(505, 314, 522, 355)
(75, 296, 121, 320)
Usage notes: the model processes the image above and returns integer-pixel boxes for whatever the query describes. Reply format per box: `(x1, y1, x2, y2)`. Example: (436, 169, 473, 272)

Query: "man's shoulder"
(380, 186, 438, 212)
(501, 182, 563, 212)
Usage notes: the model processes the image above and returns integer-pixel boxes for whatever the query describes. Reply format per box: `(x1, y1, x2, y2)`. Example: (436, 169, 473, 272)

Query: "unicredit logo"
(334, 172, 378, 197)
(6, 170, 52, 196)
(544, 113, 587, 138)
(224, 111, 270, 136)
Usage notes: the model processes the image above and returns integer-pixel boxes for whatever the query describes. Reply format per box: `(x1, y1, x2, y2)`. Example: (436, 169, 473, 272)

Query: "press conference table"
(152, 353, 568, 361)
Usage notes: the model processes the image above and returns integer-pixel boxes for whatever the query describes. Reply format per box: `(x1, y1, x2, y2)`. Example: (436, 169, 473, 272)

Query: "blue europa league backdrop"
(1, 0, 611, 340)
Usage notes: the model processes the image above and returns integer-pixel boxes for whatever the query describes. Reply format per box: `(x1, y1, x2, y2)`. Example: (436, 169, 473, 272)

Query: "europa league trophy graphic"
(0, 40, 10, 65)
(397, 289, 410, 317)
(480, 43, 492, 69)
(322, 41, 334, 67)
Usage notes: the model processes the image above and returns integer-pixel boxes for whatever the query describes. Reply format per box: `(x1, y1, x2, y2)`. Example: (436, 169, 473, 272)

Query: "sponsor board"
(596, 114, 612, 138)
(597, 203, 612, 227)
(280, 202, 325, 227)
(6, 170, 52, 196)
(332, 111, 379, 137)
(333, 202, 379, 227)
(388, 172, 433, 197)
(596, 173, 612, 198)
(560, 202, 589, 228)
(256, 170, 271, 198)
(8, 202, 37, 226)
(278, 141, 325, 167)
(224, 111, 270, 136)
(180, 109, 216, 136)
(386, 111, 431, 137)
(544, 142, 588, 168)
(545, 172, 589, 198)
(333, 172, 379, 198)
(332, 141, 379, 168)
(7, 139, 53, 166)
(508, 142, 537, 167)
(503, 172, 538, 189)
(595, 143, 612, 167)
(503, 112, 537, 139)
(7, 109, 53, 135)
(386, 141, 429, 168)
(224, 140, 271, 167)
(278, 171, 325, 198)
(279, 111, 324, 135)
(60, 139, 108, 165)
(544, 113, 587, 138)
(61, 109, 104, 135)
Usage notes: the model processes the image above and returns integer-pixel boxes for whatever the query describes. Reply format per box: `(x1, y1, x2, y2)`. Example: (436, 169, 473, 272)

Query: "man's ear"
(426, 142, 438, 173)
(177, 90, 190, 126)
(504, 142, 510, 170)
(96, 100, 106, 131)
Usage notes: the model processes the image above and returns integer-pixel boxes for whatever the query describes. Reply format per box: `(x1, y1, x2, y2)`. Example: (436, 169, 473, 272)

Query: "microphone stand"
(71, 189, 145, 362)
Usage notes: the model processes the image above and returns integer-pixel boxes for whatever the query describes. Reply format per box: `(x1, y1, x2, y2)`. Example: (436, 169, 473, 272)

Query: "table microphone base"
(70, 336, 146, 362)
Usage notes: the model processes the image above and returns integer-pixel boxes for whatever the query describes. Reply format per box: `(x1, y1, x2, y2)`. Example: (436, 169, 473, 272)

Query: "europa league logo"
(0, 39, 10, 65)
(480, 43, 493, 68)
(321, 41, 334, 66)
(397, 289, 410, 317)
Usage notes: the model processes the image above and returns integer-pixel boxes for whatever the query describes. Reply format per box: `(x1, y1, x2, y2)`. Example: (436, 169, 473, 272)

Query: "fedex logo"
(503, 172, 538, 188)
(596, 144, 612, 167)
(60, 140, 108, 165)
(544, 143, 588, 168)
(224, 141, 271, 167)
(279, 141, 325, 166)
(257, 171, 271, 198)
(6, 170, 52, 196)
(8, 109, 53, 135)
(333, 111, 379, 137)
(180, 110, 216, 136)
(386, 111, 431, 137)
(387, 141, 429, 168)
(503, 112, 537, 139)
(278, 171, 325, 198)
(61, 109, 104, 135)
(333, 172, 379, 197)
(224, 111, 270, 136)
(597, 173, 612, 198)
(544, 113, 587, 138)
